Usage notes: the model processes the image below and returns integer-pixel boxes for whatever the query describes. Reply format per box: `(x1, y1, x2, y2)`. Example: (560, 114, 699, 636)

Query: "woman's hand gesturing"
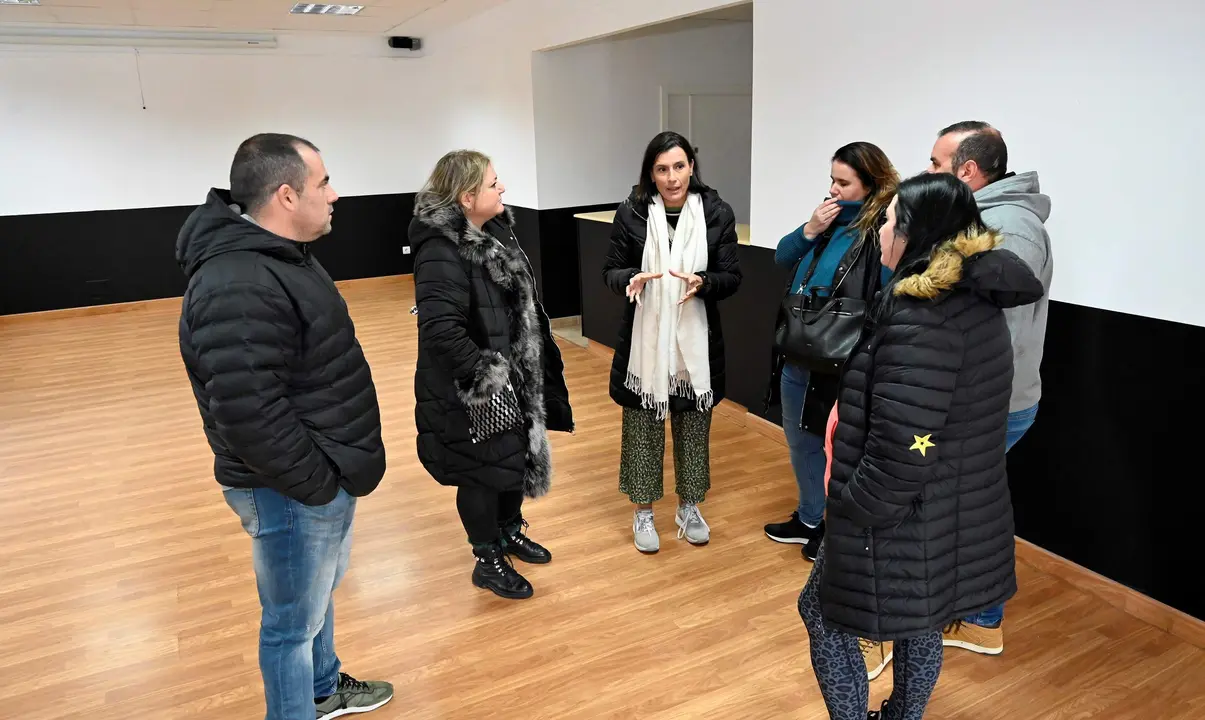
(626, 272, 662, 305)
(668, 270, 703, 305)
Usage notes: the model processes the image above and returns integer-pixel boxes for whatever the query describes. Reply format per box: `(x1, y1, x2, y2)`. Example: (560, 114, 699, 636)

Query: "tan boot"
(860, 639, 894, 680)
(942, 620, 1004, 655)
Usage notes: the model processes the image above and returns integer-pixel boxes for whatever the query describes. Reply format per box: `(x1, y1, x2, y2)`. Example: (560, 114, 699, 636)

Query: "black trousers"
(456, 486, 524, 546)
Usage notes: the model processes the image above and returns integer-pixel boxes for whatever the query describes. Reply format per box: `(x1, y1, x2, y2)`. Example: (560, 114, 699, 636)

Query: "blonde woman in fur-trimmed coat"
(410, 150, 573, 601)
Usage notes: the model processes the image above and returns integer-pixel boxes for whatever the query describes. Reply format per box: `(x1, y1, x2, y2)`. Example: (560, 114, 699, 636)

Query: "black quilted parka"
(601, 186, 743, 412)
(177, 188, 386, 506)
(410, 199, 573, 498)
(820, 228, 1045, 641)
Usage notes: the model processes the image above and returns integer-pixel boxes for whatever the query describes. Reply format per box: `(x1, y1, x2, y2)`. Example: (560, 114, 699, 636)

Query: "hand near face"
(803, 197, 841, 239)
(668, 270, 703, 305)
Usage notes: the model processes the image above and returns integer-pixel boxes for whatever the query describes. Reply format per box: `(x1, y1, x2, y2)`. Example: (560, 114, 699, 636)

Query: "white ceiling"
(0, 0, 450, 35)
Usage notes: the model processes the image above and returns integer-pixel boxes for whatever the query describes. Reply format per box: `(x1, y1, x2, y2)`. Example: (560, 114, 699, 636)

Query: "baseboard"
(0, 274, 411, 325)
(1014, 538, 1205, 649)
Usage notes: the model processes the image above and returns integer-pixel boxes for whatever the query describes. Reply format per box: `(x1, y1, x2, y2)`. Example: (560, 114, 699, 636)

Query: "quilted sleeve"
(188, 283, 339, 505)
(602, 209, 640, 296)
(836, 315, 963, 528)
(413, 236, 510, 406)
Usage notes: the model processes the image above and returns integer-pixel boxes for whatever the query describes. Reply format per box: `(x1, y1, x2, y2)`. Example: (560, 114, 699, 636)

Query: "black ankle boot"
(501, 517, 552, 564)
(471, 542, 534, 599)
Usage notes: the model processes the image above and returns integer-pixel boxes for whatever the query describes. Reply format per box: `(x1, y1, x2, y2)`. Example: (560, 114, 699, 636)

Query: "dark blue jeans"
(781, 362, 828, 526)
(963, 403, 1039, 627)
(223, 485, 356, 720)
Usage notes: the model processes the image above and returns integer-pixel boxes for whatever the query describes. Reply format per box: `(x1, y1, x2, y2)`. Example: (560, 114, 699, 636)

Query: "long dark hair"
(633, 131, 711, 205)
(831, 141, 899, 248)
(893, 172, 986, 275)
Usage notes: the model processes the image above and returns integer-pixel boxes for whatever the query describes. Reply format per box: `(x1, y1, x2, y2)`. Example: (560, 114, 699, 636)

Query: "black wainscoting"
(1006, 303, 1205, 621)
(576, 215, 1205, 621)
(539, 203, 619, 319)
(1, 192, 416, 316)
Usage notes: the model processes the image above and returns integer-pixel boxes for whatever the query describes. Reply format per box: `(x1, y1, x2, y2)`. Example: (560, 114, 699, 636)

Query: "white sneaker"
(633, 509, 659, 553)
(676, 503, 710, 545)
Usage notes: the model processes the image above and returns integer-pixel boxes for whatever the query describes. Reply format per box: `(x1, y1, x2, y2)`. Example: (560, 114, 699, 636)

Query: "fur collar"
(412, 197, 552, 498)
(894, 228, 1001, 300)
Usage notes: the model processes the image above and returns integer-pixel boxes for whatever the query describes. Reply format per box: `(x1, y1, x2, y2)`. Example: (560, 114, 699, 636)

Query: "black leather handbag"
(773, 233, 872, 375)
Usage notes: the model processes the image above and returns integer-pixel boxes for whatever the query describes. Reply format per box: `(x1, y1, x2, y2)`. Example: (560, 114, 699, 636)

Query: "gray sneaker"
(676, 503, 710, 545)
(633, 508, 659, 553)
(315, 672, 394, 718)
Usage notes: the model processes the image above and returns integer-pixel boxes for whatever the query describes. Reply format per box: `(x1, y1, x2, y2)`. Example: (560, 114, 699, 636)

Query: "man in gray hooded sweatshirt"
(928, 121, 1053, 656)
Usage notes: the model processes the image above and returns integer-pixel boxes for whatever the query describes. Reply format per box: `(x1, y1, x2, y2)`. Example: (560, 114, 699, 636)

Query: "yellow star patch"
(910, 434, 936, 457)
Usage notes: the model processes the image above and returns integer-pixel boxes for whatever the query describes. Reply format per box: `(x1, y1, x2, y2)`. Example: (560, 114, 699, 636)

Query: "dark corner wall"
(576, 216, 1205, 623)
(0, 195, 612, 318)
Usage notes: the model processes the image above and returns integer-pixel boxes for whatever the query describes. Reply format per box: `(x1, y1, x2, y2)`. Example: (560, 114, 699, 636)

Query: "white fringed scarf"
(624, 192, 712, 420)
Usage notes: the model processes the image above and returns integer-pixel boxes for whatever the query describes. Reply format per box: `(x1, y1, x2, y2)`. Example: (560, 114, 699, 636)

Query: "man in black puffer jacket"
(177, 134, 392, 720)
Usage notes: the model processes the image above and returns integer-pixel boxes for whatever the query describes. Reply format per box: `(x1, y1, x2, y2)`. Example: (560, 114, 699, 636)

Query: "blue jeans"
(223, 485, 356, 720)
(781, 362, 828, 526)
(963, 403, 1039, 628)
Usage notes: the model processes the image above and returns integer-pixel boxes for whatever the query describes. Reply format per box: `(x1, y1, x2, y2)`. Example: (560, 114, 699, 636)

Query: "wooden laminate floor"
(1, 276, 1202, 719)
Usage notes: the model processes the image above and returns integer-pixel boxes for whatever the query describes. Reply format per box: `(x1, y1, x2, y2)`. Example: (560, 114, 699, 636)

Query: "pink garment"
(824, 401, 839, 494)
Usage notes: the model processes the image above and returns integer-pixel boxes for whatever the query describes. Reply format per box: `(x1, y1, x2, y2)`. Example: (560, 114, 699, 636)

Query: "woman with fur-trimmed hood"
(410, 150, 573, 601)
(797, 173, 1043, 719)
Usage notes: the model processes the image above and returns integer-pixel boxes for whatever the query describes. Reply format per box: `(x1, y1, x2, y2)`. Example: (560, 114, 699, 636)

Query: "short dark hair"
(230, 133, 320, 213)
(894, 172, 986, 274)
(634, 131, 710, 205)
(938, 121, 1008, 184)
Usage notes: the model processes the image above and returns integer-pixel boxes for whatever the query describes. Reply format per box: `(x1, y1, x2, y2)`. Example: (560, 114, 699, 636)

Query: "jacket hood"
(894, 227, 1045, 309)
(974, 171, 1051, 223)
(409, 192, 515, 250)
(176, 188, 306, 278)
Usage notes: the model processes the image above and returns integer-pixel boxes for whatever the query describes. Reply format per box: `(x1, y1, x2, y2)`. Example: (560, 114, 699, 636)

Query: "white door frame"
(659, 84, 753, 138)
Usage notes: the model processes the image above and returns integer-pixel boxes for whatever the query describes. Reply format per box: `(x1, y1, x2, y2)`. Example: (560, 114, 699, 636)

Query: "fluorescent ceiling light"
(0, 0, 41, 5)
(0, 27, 277, 49)
(289, 3, 365, 14)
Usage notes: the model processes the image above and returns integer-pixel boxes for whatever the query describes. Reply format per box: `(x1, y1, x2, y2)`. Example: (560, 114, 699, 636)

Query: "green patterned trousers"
(619, 406, 713, 505)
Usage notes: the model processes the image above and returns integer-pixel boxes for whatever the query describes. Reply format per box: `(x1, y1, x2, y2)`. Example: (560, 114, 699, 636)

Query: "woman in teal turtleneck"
(764, 142, 899, 563)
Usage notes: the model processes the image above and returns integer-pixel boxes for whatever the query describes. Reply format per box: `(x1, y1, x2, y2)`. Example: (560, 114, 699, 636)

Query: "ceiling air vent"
(289, 4, 364, 14)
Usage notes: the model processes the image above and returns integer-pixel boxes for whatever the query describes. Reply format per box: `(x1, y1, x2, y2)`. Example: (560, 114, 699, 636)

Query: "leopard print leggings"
(798, 541, 943, 720)
(618, 407, 712, 505)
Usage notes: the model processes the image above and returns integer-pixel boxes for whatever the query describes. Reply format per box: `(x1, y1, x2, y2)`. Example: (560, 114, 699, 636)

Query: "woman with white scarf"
(602, 131, 742, 554)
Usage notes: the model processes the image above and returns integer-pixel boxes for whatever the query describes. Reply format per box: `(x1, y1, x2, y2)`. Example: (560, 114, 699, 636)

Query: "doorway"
(661, 87, 753, 223)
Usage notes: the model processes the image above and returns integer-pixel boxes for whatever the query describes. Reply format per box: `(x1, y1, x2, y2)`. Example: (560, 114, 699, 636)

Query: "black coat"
(820, 228, 1045, 641)
(601, 187, 742, 411)
(410, 200, 573, 498)
(177, 189, 386, 506)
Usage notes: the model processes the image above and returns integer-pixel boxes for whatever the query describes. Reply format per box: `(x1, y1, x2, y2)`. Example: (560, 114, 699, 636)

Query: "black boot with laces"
(501, 516, 552, 564)
(472, 541, 534, 599)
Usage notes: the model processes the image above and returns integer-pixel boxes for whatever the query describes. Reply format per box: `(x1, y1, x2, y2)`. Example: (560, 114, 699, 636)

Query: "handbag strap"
(790, 225, 836, 294)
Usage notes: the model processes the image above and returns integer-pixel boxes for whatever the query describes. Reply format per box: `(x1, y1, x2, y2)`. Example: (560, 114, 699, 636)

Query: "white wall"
(402, 0, 748, 210)
(0, 34, 442, 217)
(751, 0, 1205, 328)
(0, 0, 742, 217)
(532, 22, 753, 210)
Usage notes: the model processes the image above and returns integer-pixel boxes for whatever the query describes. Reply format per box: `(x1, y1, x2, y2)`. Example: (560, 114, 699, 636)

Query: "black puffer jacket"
(410, 200, 573, 498)
(602, 187, 742, 411)
(820, 228, 1045, 641)
(177, 189, 386, 506)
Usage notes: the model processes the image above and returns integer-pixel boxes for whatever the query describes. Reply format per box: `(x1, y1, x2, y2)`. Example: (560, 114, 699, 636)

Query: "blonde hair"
(416, 149, 492, 212)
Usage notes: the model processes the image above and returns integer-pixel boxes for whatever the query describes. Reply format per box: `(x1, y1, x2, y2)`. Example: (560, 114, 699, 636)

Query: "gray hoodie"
(975, 171, 1052, 413)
